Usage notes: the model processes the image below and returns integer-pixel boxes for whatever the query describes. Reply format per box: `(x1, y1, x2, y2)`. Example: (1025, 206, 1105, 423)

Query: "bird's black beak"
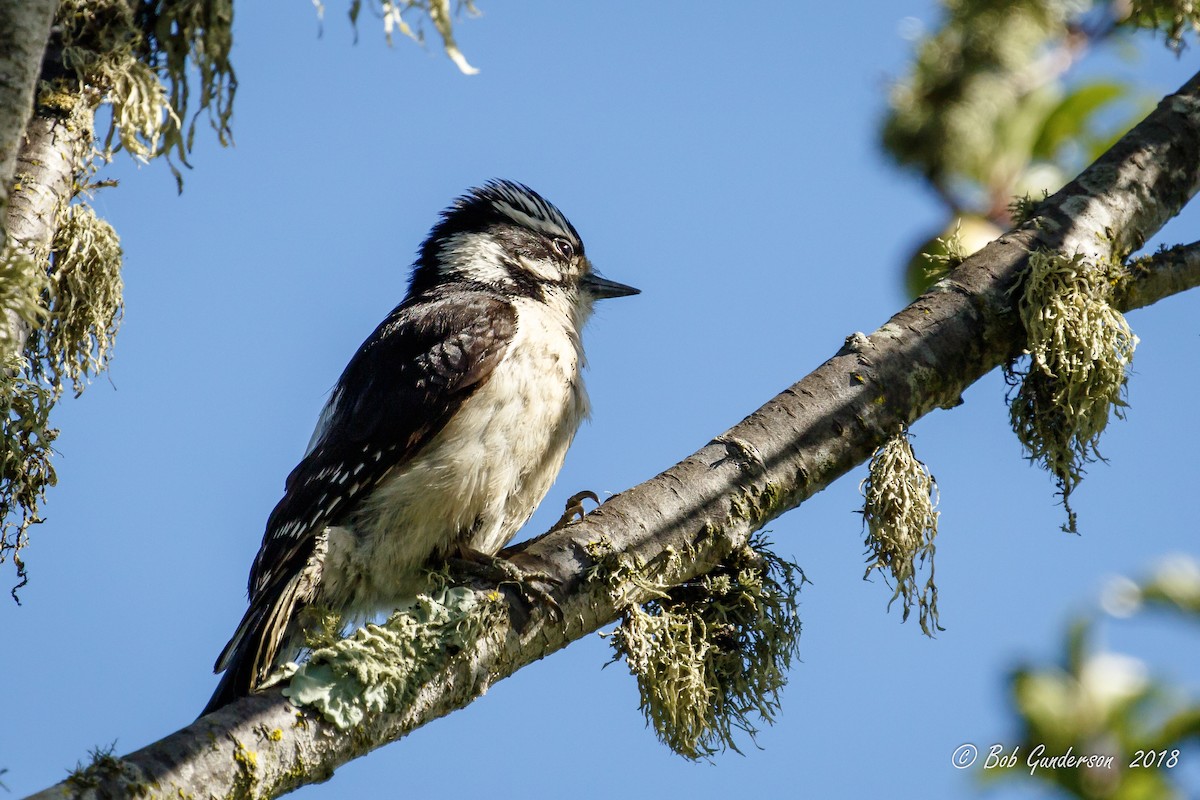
(582, 272, 640, 300)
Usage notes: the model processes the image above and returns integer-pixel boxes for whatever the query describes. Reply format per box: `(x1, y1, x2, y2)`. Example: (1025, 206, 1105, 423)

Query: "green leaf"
(1032, 81, 1129, 161)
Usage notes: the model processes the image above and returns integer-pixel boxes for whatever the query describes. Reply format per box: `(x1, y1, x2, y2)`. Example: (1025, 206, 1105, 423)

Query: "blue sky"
(4, 3, 1200, 798)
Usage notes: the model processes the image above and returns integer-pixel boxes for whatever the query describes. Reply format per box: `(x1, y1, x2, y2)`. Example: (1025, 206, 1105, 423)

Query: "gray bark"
(25, 70, 1200, 800)
(2, 103, 92, 375)
(0, 0, 61, 357)
(0, 0, 58, 242)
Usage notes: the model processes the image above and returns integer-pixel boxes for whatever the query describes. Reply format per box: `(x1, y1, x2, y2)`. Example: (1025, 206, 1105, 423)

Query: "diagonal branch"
(28, 70, 1200, 800)
(1115, 239, 1200, 311)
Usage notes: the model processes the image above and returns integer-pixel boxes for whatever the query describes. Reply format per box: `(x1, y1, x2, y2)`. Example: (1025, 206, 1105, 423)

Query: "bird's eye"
(552, 238, 575, 259)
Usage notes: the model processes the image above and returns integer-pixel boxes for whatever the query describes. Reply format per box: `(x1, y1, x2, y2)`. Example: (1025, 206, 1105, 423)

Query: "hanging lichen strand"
(343, 0, 482, 74)
(35, 205, 123, 396)
(0, 206, 118, 595)
(1007, 250, 1138, 533)
(56, 0, 236, 181)
(0, 247, 55, 600)
(604, 538, 805, 760)
(860, 427, 941, 637)
(1127, 0, 1200, 48)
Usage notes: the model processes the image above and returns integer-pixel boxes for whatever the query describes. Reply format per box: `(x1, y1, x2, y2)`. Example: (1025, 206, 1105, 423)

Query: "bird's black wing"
(205, 290, 515, 712)
(249, 289, 517, 596)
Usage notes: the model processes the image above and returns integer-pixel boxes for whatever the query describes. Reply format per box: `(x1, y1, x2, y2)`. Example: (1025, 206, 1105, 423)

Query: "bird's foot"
(449, 548, 563, 622)
(550, 490, 600, 531)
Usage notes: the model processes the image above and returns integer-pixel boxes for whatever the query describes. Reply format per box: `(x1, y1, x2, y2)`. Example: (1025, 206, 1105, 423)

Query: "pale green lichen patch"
(607, 537, 805, 760)
(860, 427, 941, 636)
(1006, 250, 1137, 533)
(284, 586, 498, 729)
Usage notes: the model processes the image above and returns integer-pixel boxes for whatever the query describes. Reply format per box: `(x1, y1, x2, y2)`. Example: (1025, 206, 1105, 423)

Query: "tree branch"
(28, 70, 1200, 800)
(1116, 239, 1200, 311)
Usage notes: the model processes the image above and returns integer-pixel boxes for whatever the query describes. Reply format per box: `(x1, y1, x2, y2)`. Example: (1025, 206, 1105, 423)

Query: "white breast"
(322, 296, 590, 614)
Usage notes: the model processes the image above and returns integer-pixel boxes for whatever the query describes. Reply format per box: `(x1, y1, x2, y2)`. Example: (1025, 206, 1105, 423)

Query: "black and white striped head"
(410, 180, 638, 311)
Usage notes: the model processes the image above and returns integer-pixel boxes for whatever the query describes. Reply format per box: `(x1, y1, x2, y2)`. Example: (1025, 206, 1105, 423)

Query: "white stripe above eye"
(491, 200, 571, 239)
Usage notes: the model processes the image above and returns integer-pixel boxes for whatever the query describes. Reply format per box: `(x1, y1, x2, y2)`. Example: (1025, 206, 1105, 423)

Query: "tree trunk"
(0, 0, 62, 356)
(0, 0, 59, 240)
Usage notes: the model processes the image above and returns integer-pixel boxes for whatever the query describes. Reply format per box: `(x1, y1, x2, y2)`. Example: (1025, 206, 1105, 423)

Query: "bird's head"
(410, 180, 639, 323)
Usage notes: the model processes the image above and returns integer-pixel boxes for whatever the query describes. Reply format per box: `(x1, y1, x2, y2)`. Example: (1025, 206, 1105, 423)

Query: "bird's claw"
(551, 489, 600, 531)
(449, 549, 563, 623)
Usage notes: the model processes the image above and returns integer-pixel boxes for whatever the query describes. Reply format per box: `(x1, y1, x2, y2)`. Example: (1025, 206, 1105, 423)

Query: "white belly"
(321, 298, 589, 613)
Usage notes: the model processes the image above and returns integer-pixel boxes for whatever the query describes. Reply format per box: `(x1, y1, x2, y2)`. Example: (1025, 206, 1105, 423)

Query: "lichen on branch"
(58, 0, 236, 181)
(860, 426, 941, 637)
(32, 204, 123, 397)
(1006, 249, 1137, 533)
(603, 536, 805, 760)
(0, 360, 58, 600)
(282, 584, 502, 729)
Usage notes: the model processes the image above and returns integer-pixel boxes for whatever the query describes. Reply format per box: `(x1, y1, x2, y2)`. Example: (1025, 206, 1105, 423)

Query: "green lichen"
(229, 737, 258, 799)
(298, 602, 348, 653)
(57, 0, 236, 183)
(30, 203, 124, 397)
(920, 222, 969, 286)
(860, 426, 941, 637)
(1006, 250, 1137, 533)
(1, 355, 58, 602)
(1, 202, 121, 597)
(107, 58, 182, 163)
(728, 482, 787, 528)
(342, 0, 481, 74)
(261, 750, 319, 800)
(1125, 0, 1200, 49)
(0, 246, 48, 360)
(1009, 190, 1050, 227)
(283, 585, 500, 729)
(66, 743, 135, 793)
(137, 0, 237, 176)
(4, 0, 227, 594)
(606, 537, 806, 760)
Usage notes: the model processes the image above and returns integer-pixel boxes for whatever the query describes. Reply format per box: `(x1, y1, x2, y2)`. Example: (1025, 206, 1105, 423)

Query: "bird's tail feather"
(200, 573, 309, 717)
